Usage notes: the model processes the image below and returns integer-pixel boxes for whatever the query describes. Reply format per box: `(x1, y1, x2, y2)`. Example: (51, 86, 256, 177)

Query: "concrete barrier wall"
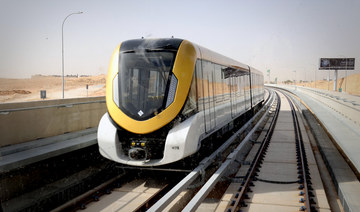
(0, 97, 106, 147)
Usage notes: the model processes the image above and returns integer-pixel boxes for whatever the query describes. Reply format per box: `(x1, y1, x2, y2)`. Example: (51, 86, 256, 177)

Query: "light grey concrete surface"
(217, 91, 330, 211)
(0, 128, 97, 173)
(0, 128, 96, 156)
(271, 85, 360, 174)
(0, 97, 106, 147)
(269, 85, 360, 212)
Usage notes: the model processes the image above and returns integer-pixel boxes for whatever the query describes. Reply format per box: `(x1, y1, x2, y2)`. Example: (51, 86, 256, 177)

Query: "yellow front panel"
(106, 40, 197, 134)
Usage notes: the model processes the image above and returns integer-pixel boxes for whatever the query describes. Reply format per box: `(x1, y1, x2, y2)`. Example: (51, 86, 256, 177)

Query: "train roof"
(189, 40, 263, 76)
(119, 38, 263, 76)
(119, 38, 183, 52)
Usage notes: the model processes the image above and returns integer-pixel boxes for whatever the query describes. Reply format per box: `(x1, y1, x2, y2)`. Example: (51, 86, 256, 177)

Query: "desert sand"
(0, 73, 359, 103)
(0, 75, 106, 103)
(295, 73, 360, 96)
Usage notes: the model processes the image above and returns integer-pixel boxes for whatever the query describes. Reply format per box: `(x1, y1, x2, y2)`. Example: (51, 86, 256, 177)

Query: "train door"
(214, 64, 224, 124)
(202, 60, 216, 133)
(244, 73, 250, 110)
(230, 75, 237, 117)
(250, 72, 254, 108)
(254, 73, 258, 104)
(241, 75, 246, 111)
(195, 60, 205, 131)
(210, 69, 216, 127)
(236, 76, 242, 114)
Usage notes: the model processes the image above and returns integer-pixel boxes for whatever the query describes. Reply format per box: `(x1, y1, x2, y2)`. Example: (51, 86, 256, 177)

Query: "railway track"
(54, 89, 335, 211)
(221, 90, 330, 212)
(51, 169, 184, 212)
(51, 90, 273, 211)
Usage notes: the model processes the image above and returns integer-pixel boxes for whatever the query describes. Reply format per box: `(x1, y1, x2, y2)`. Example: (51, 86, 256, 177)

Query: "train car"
(97, 38, 264, 166)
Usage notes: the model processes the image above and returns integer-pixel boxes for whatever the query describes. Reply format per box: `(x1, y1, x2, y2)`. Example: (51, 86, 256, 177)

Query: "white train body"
(97, 38, 264, 166)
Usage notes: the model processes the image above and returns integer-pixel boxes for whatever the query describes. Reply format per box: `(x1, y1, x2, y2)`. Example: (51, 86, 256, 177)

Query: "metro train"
(97, 38, 264, 167)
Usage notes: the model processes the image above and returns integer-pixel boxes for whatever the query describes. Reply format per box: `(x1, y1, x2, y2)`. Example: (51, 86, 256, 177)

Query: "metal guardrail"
(148, 89, 275, 212)
(183, 90, 275, 212)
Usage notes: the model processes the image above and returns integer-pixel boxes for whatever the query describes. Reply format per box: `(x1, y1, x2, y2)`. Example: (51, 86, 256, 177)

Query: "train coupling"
(128, 141, 148, 161)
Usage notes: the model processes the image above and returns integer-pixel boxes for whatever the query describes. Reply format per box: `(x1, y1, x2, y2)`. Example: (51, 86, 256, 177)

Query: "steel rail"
(182, 90, 277, 211)
(148, 91, 275, 212)
(281, 90, 312, 212)
(225, 91, 281, 212)
(52, 172, 126, 212)
(133, 183, 171, 212)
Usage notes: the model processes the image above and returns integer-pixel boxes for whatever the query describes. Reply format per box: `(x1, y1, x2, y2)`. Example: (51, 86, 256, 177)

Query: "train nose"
(128, 148, 147, 160)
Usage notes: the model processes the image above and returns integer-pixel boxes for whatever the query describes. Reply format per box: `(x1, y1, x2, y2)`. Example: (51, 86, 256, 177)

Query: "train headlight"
(165, 74, 178, 108)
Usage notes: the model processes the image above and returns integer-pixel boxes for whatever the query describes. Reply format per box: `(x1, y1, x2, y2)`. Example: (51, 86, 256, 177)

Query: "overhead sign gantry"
(319, 58, 355, 91)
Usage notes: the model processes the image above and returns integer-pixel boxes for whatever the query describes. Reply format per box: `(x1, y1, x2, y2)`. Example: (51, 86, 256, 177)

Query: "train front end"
(97, 38, 198, 166)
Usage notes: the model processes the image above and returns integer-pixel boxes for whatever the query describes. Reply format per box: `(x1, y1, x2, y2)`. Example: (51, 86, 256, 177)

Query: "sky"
(1, 0, 360, 82)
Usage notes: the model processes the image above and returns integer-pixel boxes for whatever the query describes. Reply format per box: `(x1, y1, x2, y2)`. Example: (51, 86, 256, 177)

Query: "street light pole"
(62, 11, 83, 99)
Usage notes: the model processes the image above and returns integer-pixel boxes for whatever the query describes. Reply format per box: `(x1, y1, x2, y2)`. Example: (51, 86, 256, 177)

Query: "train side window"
(182, 70, 197, 117)
(202, 60, 216, 130)
(202, 60, 212, 100)
(189, 71, 197, 109)
(195, 60, 204, 111)
(222, 66, 231, 103)
(181, 74, 197, 118)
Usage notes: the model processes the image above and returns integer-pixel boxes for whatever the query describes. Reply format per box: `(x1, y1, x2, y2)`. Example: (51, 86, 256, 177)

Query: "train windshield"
(118, 50, 176, 120)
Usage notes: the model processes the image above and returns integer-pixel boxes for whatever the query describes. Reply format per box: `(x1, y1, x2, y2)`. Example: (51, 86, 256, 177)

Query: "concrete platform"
(302, 108, 360, 212)
(0, 128, 97, 173)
